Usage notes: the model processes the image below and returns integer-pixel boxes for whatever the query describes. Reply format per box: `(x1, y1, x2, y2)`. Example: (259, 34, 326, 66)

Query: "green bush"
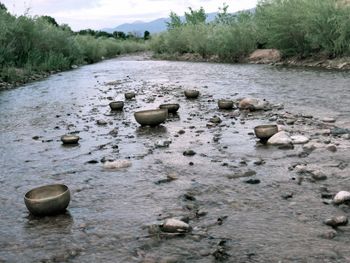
(0, 9, 148, 83)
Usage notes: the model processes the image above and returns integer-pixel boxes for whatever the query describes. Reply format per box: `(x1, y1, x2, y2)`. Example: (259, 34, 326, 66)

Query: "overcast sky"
(2, 0, 258, 30)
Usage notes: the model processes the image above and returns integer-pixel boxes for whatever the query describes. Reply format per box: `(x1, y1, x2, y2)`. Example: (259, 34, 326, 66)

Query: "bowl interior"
(25, 184, 68, 200)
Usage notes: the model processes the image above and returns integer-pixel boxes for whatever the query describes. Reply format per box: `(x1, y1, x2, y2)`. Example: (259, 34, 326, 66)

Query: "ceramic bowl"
(218, 99, 234, 110)
(24, 184, 70, 216)
(184, 90, 200, 99)
(159, 103, 180, 114)
(61, 135, 80, 144)
(134, 109, 168, 126)
(254, 124, 278, 140)
(109, 101, 124, 111)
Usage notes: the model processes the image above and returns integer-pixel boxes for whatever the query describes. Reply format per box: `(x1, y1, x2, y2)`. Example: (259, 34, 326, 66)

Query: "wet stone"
(96, 119, 108, 125)
(311, 170, 327, 181)
(320, 230, 337, 240)
(281, 192, 294, 200)
(161, 218, 191, 233)
(326, 144, 337, 152)
(324, 215, 348, 227)
(334, 191, 350, 205)
(244, 178, 261, 184)
(183, 150, 196, 156)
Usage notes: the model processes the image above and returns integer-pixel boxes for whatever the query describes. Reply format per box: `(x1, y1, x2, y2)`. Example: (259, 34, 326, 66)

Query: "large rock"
(161, 218, 191, 233)
(238, 98, 269, 111)
(267, 131, 292, 145)
(334, 191, 350, 205)
(291, 135, 309, 144)
(103, 160, 132, 169)
(248, 49, 281, 63)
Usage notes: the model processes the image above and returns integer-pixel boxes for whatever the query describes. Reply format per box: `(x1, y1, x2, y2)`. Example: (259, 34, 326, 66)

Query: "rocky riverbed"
(1, 54, 350, 262)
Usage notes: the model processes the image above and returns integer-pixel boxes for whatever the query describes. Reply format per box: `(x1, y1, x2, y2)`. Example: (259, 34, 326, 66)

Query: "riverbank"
(153, 51, 350, 71)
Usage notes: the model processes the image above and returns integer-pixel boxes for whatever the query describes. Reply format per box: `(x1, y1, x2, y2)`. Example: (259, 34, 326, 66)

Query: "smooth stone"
(324, 215, 348, 227)
(103, 160, 132, 169)
(267, 131, 292, 145)
(311, 170, 327, 181)
(291, 135, 309, 144)
(334, 191, 350, 205)
(326, 144, 337, 152)
(322, 117, 336, 123)
(210, 116, 222, 124)
(331, 127, 350, 135)
(155, 140, 172, 148)
(96, 119, 108, 125)
(183, 150, 196, 156)
(320, 230, 337, 239)
(161, 218, 191, 233)
(238, 98, 269, 111)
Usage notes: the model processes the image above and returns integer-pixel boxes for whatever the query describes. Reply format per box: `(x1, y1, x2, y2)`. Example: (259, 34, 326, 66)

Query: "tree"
(143, 30, 150, 40)
(215, 3, 234, 25)
(184, 7, 206, 25)
(0, 2, 7, 11)
(40, 15, 59, 27)
(113, 31, 126, 39)
(166, 11, 182, 30)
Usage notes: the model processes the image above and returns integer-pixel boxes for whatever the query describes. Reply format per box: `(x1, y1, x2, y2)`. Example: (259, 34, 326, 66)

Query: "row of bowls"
(26, 89, 277, 216)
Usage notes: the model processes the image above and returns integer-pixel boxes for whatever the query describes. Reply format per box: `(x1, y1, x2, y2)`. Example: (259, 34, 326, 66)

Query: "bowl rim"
(135, 108, 168, 115)
(254, 124, 278, 129)
(109, 101, 124, 104)
(61, 134, 80, 140)
(184, 89, 199, 94)
(218, 99, 233, 103)
(24, 184, 69, 202)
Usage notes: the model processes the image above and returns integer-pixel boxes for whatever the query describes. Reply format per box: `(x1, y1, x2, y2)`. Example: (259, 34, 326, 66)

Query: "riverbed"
(1, 54, 350, 262)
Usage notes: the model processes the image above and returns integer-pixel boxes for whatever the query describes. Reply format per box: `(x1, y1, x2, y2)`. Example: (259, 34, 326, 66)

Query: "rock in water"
(291, 135, 309, 144)
(267, 131, 292, 145)
(103, 160, 132, 169)
(238, 98, 269, 111)
(333, 191, 350, 205)
(324, 215, 348, 227)
(161, 218, 191, 233)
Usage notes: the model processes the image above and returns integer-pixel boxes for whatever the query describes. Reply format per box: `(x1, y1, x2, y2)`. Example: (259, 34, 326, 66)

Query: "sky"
(2, 0, 258, 31)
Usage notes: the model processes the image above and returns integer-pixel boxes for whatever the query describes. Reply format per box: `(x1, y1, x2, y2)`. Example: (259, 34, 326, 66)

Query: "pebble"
(183, 150, 196, 156)
(311, 170, 327, 181)
(326, 144, 337, 152)
(161, 218, 191, 233)
(103, 160, 132, 169)
(291, 135, 309, 144)
(244, 179, 261, 184)
(322, 117, 336, 123)
(324, 215, 348, 227)
(155, 140, 172, 148)
(96, 119, 108, 125)
(333, 191, 350, 205)
(267, 131, 292, 145)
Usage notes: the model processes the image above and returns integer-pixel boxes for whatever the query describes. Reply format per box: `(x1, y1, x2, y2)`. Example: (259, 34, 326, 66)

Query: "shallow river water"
(1, 55, 350, 262)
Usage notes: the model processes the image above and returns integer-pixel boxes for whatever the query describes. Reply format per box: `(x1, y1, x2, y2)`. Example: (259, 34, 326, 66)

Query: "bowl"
(125, 92, 136, 100)
(24, 184, 70, 216)
(184, 90, 200, 99)
(254, 124, 278, 141)
(134, 109, 168, 126)
(61, 135, 80, 144)
(159, 103, 180, 114)
(109, 101, 124, 111)
(218, 99, 234, 110)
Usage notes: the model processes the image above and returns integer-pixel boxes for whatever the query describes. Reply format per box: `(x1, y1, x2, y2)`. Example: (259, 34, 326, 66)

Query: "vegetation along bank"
(150, 0, 350, 69)
(0, 3, 148, 88)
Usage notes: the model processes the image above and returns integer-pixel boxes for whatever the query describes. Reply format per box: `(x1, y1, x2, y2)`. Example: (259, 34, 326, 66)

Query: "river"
(1, 54, 350, 262)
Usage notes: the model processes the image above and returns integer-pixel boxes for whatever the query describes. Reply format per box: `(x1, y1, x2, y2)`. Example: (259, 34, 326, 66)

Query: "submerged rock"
(267, 131, 292, 145)
(291, 135, 309, 144)
(324, 215, 348, 227)
(103, 160, 132, 169)
(238, 98, 269, 111)
(161, 218, 191, 233)
(333, 191, 350, 205)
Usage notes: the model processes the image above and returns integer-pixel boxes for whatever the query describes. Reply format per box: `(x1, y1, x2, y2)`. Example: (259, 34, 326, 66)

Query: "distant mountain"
(102, 12, 218, 35)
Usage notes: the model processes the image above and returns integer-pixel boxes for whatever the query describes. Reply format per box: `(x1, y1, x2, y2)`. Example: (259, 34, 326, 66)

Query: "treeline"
(0, 3, 148, 83)
(150, 0, 350, 61)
